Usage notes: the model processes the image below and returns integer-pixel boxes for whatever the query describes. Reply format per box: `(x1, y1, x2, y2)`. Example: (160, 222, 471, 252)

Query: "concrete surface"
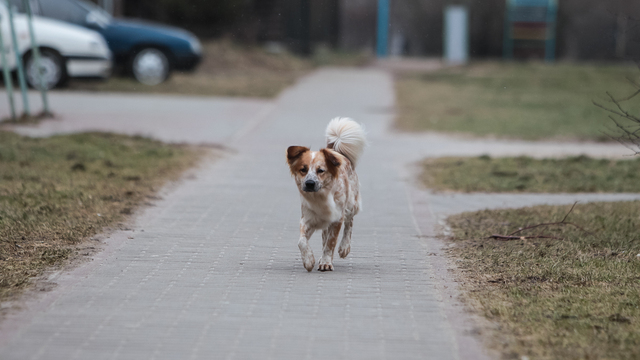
(0, 70, 479, 360)
(0, 69, 638, 360)
(1, 91, 274, 145)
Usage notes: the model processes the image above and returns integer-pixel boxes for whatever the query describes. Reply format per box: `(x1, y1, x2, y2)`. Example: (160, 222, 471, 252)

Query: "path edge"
(404, 183, 498, 360)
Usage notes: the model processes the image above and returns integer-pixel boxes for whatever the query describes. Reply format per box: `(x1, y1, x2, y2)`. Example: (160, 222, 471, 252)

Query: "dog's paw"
(317, 262, 334, 271)
(302, 253, 315, 272)
(338, 243, 351, 259)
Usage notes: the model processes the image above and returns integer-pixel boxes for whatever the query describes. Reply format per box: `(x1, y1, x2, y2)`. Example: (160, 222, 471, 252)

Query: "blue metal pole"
(503, 0, 513, 60)
(0, 5, 17, 121)
(23, 0, 49, 115)
(544, 0, 557, 62)
(376, 0, 389, 57)
(8, 3, 30, 116)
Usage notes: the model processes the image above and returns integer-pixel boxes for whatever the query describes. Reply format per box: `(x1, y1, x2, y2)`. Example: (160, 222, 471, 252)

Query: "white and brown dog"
(286, 117, 366, 272)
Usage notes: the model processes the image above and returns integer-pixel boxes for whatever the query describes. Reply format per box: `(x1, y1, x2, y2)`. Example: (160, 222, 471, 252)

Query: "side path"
(2, 91, 274, 145)
(0, 70, 484, 359)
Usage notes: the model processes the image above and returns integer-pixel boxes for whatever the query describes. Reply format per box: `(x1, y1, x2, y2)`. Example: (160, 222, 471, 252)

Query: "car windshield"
(30, 0, 111, 26)
(7, 0, 27, 12)
(74, 0, 111, 22)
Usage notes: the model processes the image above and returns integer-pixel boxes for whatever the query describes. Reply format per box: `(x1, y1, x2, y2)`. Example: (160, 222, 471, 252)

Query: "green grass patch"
(396, 62, 640, 141)
(421, 155, 640, 193)
(447, 201, 640, 359)
(0, 131, 202, 300)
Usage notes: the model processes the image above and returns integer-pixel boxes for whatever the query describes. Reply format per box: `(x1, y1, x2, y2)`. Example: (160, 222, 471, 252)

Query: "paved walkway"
(1, 91, 273, 144)
(1, 69, 639, 360)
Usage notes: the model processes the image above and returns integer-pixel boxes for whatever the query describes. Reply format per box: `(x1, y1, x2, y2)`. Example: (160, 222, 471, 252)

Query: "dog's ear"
(321, 148, 341, 177)
(286, 146, 309, 165)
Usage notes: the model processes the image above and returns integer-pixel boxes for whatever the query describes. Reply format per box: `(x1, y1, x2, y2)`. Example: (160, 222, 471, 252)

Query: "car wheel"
(25, 49, 68, 90)
(131, 48, 170, 86)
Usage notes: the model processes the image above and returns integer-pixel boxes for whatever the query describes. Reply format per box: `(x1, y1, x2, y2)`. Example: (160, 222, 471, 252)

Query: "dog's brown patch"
(287, 146, 309, 163)
(287, 146, 310, 176)
(320, 148, 341, 177)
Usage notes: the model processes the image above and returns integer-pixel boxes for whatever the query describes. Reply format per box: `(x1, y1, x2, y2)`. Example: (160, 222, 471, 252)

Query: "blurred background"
(117, 0, 639, 60)
(1, 3, 640, 359)
(1, 0, 639, 95)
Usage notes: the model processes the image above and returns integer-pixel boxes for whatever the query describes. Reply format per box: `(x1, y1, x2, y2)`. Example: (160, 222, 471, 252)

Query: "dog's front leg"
(298, 223, 316, 272)
(318, 222, 342, 271)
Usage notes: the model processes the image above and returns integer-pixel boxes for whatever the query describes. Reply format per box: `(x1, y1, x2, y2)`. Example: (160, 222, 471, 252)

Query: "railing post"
(8, 3, 30, 117)
(22, 0, 49, 115)
(0, 3, 17, 121)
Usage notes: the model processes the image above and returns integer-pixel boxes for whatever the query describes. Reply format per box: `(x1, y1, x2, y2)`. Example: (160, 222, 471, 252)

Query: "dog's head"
(286, 146, 341, 193)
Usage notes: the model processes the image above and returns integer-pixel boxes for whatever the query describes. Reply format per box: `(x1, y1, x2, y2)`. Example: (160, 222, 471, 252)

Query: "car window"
(76, 0, 111, 26)
(7, 0, 25, 13)
(74, 0, 109, 17)
(37, 0, 89, 25)
(7, 0, 41, 14)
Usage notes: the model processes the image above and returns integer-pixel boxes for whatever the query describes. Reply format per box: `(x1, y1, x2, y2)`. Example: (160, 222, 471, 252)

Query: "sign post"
(376, 0, 390, 57)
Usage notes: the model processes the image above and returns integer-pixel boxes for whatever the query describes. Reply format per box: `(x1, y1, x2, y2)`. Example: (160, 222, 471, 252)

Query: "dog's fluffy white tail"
(325, 117, 366, 168)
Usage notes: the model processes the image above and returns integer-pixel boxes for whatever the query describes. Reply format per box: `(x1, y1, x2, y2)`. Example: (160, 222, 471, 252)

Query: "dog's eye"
(300, 167, 308, 174)
(317, 168, 325, 174)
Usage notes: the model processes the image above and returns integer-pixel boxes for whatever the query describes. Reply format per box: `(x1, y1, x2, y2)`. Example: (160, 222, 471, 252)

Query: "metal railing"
(0, 0, 50, 122)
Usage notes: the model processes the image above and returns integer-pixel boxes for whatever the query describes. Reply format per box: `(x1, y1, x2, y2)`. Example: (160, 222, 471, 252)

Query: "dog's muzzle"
(303, 180, 318, 192)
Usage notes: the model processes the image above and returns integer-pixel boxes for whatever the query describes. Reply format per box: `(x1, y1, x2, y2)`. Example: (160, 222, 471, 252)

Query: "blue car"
(12, 0, 202, 85)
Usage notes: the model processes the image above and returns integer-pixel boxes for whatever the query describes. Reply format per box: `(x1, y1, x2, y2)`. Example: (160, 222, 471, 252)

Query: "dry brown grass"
(0, 131, 205, 301)
(447, 201, 640, 359)
(66, 40, 313, 97)
(65, 40, 369, 98)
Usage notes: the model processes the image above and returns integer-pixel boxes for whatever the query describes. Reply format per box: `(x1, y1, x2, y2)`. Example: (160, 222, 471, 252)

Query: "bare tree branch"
(596, 73, 640, 155)
(606, 92, 640, 122)
(486, 202, 593, 241)
(618, 88, 640, 101)
(489, 234, 563, 241)
(625, 76, 640, 89)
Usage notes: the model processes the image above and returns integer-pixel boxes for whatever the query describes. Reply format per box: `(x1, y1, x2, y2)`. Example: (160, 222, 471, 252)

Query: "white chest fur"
(300, 192, 342, 230)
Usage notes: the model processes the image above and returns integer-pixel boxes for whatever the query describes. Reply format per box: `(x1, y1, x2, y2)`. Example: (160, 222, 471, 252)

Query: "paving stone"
(0, 70, 463, 360)
(2, 69, 637, 360)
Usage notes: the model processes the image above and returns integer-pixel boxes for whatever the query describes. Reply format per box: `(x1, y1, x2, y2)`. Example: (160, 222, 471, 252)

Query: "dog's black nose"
(304, 180, 316, 191)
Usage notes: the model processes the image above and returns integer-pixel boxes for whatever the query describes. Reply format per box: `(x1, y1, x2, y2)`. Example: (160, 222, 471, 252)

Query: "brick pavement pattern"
(2, 69, 639, 360)
(0, 70, 468, 360)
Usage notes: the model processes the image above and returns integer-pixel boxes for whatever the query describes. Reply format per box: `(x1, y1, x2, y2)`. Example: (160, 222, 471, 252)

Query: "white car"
(0, 1, 111, 89)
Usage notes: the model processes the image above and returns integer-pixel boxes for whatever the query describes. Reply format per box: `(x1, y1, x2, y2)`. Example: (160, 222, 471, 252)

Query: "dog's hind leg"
(318, 222, 342, 271)
(338, 216, 353, 259)
(298, 223, 316, 272)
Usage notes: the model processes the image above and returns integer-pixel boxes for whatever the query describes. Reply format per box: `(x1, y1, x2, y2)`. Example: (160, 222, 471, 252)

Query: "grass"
(66, 40, 370, 98)
(446, 201, 640, 359)
(420, 155, 640, 193)
(0, 131, 202, 300)
(396, 62, 640, 141)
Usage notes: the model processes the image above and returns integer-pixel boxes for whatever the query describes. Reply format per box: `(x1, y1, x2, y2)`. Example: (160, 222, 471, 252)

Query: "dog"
(286, 117, 366, 272)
